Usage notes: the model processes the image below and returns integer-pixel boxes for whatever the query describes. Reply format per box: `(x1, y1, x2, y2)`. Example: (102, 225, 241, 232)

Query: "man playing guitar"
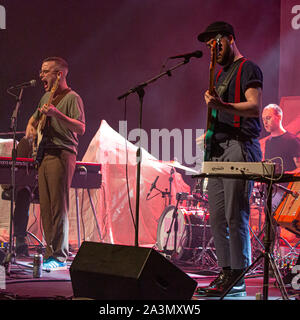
(195, 22, 263, 297)
(26, 57, 85, 270)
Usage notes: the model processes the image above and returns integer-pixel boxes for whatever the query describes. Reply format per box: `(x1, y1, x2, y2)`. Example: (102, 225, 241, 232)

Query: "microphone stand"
(118, 58, 193, 247)
(168, 168, 174, 206)
(146, 168, 174, 209)
(4, 88, 24, 275)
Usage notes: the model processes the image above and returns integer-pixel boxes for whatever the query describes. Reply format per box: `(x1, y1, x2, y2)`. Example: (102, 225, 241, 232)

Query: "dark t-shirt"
(213, 59, 263, 141)
(265, 131, 300, 171)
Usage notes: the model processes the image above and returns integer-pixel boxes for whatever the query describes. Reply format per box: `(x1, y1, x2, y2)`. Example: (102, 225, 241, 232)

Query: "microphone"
(146, 176, 159, 199)
(9, 79, 37, 90)
(169, 50, 203, 60)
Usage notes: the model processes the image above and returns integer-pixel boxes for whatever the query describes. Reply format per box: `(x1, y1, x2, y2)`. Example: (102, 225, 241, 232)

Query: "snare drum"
(274, 178, 300, 236)
(156, 205, 212, 261)
(272, 184, 287, 213)
(250, 183, 287, 213)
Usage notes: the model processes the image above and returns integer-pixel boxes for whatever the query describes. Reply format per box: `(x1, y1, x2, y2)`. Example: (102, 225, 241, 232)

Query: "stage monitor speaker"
(69, 241, 197, 300)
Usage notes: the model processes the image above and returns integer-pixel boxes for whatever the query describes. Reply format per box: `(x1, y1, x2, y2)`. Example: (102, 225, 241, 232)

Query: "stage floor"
(1, 248, 298, 302)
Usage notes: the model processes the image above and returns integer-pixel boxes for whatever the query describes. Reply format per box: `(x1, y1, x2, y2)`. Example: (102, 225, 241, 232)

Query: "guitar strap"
(216, 58, 246, 96)
(233, 59, 247, 128)
(214, 57, 247, 128)
(204, 58, 247, 161)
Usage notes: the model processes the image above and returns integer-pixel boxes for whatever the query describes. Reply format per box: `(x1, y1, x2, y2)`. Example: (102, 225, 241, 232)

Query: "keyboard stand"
(192, 172, 300, 300)
(74, 188, 102, 249)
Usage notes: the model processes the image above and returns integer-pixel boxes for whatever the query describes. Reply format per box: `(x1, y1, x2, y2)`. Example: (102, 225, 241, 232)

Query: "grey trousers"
(207, 139, 262, 269)
(38, 149, 76, 262)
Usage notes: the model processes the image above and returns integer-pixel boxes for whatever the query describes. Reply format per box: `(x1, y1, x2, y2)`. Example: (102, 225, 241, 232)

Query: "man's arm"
(39, 104, 85, 136)
(204, 86, 262, 118)
(294, 156, 300, 169)
(25, 116, 38, 139)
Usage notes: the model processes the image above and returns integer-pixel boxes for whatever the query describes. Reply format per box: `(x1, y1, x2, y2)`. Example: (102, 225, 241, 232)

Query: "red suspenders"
(233, 58, 247, 127)
(216, 58, 247, 128)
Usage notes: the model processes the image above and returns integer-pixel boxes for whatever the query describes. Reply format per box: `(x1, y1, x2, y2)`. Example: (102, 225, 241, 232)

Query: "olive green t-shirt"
(32, 90, 85, 155)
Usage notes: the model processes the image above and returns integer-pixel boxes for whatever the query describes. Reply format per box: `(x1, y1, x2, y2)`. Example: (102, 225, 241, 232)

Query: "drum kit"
(152, 160, 300, 275)
(155, 186, 218, 270)
(148, 160, 218, 270)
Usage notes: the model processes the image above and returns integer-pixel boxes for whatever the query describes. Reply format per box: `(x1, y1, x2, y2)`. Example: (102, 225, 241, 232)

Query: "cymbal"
(149, 159, 199, 174)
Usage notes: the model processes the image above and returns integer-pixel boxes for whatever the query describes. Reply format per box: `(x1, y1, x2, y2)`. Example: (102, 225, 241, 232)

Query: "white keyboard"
(202, 161, 276, 177)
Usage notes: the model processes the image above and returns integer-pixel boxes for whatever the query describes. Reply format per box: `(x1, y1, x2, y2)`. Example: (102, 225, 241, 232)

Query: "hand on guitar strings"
(196, 132, 206, 149)
(39, 103, 58, 117)
(204, 87, 226, 111)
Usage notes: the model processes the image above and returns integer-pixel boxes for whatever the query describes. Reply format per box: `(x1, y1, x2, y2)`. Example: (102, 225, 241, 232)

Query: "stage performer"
(196, 21, 263, 297)
(262, 103, 300, 283)
(25, 57, 85, 270)
(262, 103, 300, 171)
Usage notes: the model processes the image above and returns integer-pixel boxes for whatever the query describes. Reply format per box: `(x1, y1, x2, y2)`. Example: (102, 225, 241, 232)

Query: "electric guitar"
(204, 36, 221, 161)
(33, 73, 61, 162)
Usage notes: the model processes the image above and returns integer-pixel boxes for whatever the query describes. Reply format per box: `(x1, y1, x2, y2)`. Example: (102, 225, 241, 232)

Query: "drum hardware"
(192, 178, 209, 205)
(162, 193, 182, 261)
(193, 221, 218, 269)
(275, 183, 299, 198)
(156, 194, 217, 269)
(176, 192, 199, 208)
(249, 218, 300, 281)
(249, 224, 265, 274)
(146, 168, 175, 207)
(226, 184, 290, 300)
(176, 190, 216, 268)
(250, 183, 269, 273)
(175, 191, 208, 210)
(250, 184, 267, 264)
(266, 180, 300, 269)
(193, 172, 300, 300)
(250, 182, 294, 213)
(250, 181, 300, 262)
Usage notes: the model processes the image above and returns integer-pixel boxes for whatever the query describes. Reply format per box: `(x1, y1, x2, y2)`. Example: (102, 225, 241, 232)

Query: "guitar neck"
(209, 67, 215, 95)
(38, 74, 61, 130)
(206, 40, 217, 130)
(46, 83, 58, 106)
(39, 91, 55, 121)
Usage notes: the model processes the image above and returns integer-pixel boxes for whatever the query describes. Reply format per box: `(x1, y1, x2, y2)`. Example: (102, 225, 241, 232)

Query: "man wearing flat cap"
(196, 21, 263, 297)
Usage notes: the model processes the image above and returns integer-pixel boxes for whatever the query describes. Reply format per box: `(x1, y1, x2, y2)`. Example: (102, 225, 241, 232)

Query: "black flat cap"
(198, 21, 235, 42)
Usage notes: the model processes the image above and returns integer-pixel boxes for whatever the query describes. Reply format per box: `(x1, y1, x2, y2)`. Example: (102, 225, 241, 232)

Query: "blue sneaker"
(43, 257, 67, 271)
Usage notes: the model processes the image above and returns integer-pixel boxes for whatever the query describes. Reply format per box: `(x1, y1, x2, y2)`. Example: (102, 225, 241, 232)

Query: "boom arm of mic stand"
(117, 59, 189, 100)
(118, 58, 191, 247)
